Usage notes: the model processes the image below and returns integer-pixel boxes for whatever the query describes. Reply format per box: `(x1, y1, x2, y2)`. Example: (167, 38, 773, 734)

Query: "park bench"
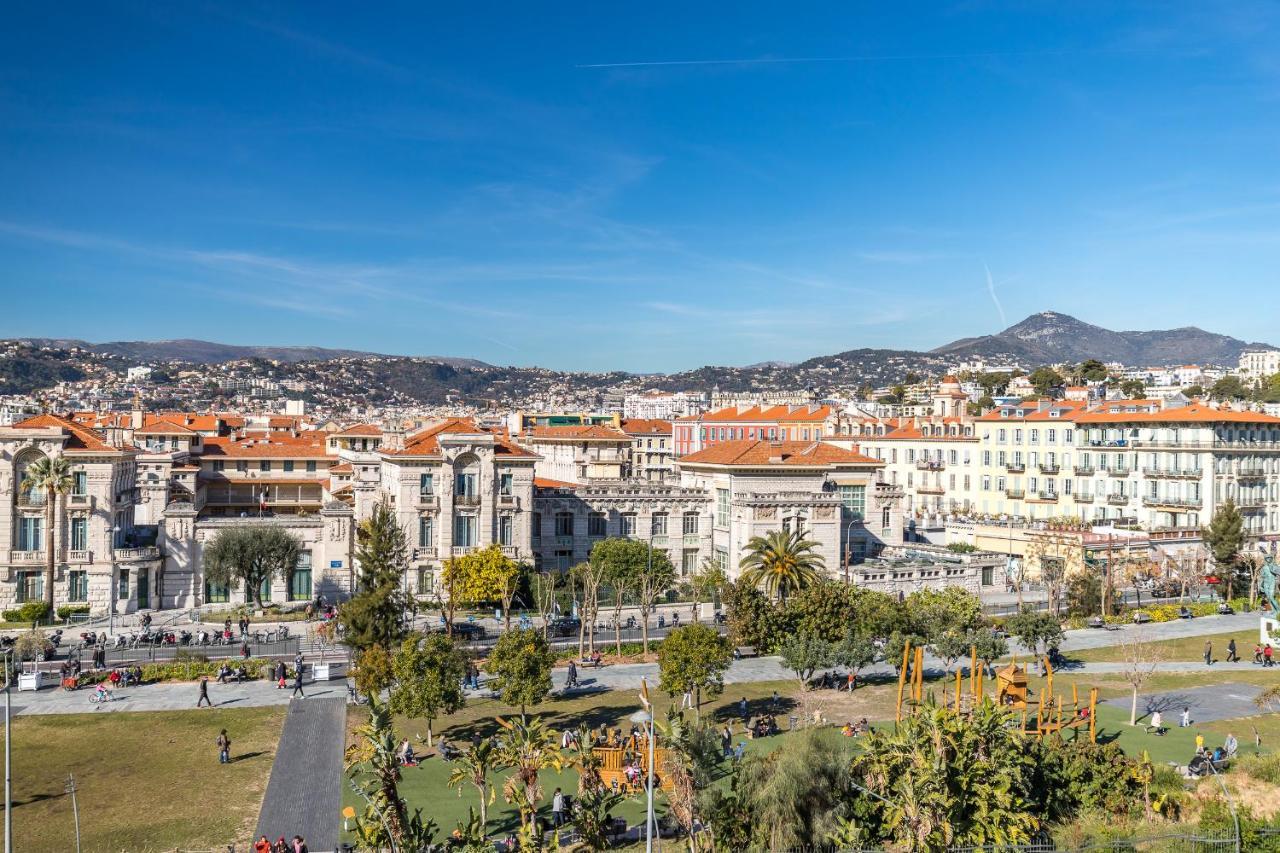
(733, 646, 758, 659)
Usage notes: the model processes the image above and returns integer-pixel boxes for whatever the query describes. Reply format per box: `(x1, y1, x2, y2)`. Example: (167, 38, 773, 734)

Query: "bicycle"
(88, 689, 116, 706)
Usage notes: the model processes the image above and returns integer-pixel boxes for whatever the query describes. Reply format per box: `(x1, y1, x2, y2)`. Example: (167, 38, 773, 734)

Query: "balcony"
(1142, 468, 1203, 479)
(1106, 494, 1130, 506)
(6, 551, 43, 564)
(682, 533, 704, 546)
(650, 535, 670, 548)
(1005, 463, 1025, 474)
(16, 492, 45, 508)
(66, 550, 91, 563)
(412, 547, 436, 562)
(114, 546, 160, 562)
(1236, 467, 1267, 478)
(1005, 488, 1025, 499)
(500, 546, 521, 559)
(1236, 499, 1267, 512)
(67, 493, 92, 508)
(450, 546, 477, 557)
(454, 494, 481, 507)
(1142, 496, 1201, 509)
(916, 485, 945, 495)
(497, 494, 519, 509)
(1073, 466, 1095, 476)
(1072, 492, 1094, 503)
(1106, 468, 1131, 477)
(1037, 463, 1060, 474)
(915, 459, 945, 471)
(1030, 491, 1060, 502)
(553, 536, 574, 548)
(415, 493, 439, 509)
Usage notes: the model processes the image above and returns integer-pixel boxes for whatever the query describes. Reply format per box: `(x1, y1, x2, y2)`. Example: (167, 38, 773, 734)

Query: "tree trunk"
(577, 620, 585, 661)
(1129, 685, 1139, 726)
(426, 718, 434, 747)
(695, 685, 701, 721)
(43, 492, 55, 609)
(640, 604, 650, 655)
(613, 594, 624, 658)
(476, 783, 487, 831)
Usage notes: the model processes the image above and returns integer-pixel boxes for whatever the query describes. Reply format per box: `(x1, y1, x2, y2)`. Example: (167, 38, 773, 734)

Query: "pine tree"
(1204, 500, 1245, 598)
(340, 501, 411, 654)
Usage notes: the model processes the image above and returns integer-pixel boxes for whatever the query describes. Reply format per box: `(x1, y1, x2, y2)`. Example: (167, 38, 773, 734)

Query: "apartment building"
(622, 391, 709, 420)
(517, 425, 633, 484)
(1240, 350, 1280, 379)
(973, 400, 1091, 519)
(672, 404, 834, 456)
(621, 419, 674, 482)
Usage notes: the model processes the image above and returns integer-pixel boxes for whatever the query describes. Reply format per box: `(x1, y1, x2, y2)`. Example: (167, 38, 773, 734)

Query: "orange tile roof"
(334, 423, 382, 437)
(135, 420, 198, 436)
(975, 401, 1089, 422)
(620, 418, 672, 435)
(1074, 403, 1280, 425)
(328, 462, 354, 474)
(698, 404, 832, 423)
(200, 434, 331, 459)
(526, 425, 630, 441)
(11, 414, 129, 453)
(533, 477, 579, 490)
(391, 418, 537, 458)
(680, 439, 882, 467)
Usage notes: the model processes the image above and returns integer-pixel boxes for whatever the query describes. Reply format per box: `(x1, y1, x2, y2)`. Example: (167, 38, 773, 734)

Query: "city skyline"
(4, 4, 1280, 371)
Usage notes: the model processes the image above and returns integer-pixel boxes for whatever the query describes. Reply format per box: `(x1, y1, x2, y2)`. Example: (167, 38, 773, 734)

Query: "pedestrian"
(771, 690, 779, 710)
(1267, 644, 1275, 668)
(294, 651, 303, 674)
(291, 835, 308, 853)
(240, 641, 250, 660)
(253, 835, 272, 853)
(292, 663, 305, 698)
(567, 660, 577, 688)
(1204, 640, 1213, 666)
(216, 729, 231, 764)
(197, 676, 212, 708)
(1180, 706, 1191, 728)
(1195, 732, 1205, 753)
(681, 690, 693, 710)
(1227, 638, 1239, 663)
(1225, 732, 1239, 758)
(720, 725, 732, 757)
(738, 696, 748, 719)
(846, 672, 856, 692)
(552, 787, 565, 827)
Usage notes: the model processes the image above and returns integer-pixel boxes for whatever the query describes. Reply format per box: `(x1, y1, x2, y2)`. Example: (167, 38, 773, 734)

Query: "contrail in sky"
(984, 262, 1007, 326)
(576, 48, 1131, 69)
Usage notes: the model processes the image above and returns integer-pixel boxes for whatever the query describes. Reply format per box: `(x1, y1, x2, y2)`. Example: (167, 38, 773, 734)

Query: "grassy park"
(10, 706, 286, 852)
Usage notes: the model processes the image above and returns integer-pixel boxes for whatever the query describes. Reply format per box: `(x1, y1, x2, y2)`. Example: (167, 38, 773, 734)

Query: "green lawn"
(1070, 629, 1262, 664)
(12, 706, 286, 853)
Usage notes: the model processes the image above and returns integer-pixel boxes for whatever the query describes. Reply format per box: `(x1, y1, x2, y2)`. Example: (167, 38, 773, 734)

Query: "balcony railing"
(1142, 468, 1203, 479)
(915, 460, 945, 471)
(500, 546, 521, 558)
(1236, 467, 1267, 478)
(1037, 463, 1060, 474)
(1106, 494, 1130, 505)
(450, 546, 476, 557)
(416, 493, 439, 509)
(454, 494, 481, 507)
(114, 546, 160, 561)
(1034, 491, 1059, 501)
(7, 551, 43, 564)
(1106, 468, 1131, 477)
(1142, 497, 1201, 509)
(682, 533, 704, 546)
(67, 493, 92, 508)
(66, 550, 91, 563)
(412, 547, 436, 561)
(16, 492, 45, 507)
(497, 494, 519, 508)
(1073, 466, 1095, 476)
(916, 485, 945, 495)
(1072, 492, 1094, 503)
(1005, 463, 1025, 473)
(1005, 488, 1025, 499)
(1236, 500, 1267, 511)
(553, 535, 573, 547)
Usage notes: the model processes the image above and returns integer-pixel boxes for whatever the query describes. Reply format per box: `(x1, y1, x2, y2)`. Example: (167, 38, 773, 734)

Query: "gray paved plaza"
(1102, 682, 1264, 724)
(255, 696, 346, 852)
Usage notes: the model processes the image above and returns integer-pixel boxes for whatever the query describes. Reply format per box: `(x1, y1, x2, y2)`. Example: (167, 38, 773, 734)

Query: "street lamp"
(842, 517, 860, 584)
(4, 648, 12, 853)
(629, 708, 656, 853)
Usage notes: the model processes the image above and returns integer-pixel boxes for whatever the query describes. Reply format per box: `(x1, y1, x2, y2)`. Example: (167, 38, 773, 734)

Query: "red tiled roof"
(534, 477, 579, 490)
(334, 423, 382, 437)
(328, 462, 354, 474)
(135, 420, 198, 436)
(199, 434, 330, 459)
(526, 425, 630, 441)
(975, 401, 1088, 422)
(620, 418, 672, 436)
(390, 418, 537, 458)
(698, 404, 832, 423)
(680, 439, 882, 467)
(12, 414, 129, 453)
(1074, 404, 1280, 425)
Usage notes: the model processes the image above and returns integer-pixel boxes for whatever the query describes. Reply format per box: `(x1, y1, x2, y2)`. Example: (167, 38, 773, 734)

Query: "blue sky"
(2, 3, 1280, 372)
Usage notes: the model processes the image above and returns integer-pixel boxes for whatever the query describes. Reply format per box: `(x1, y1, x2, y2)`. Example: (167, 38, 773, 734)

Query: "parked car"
(547, 617, 581, 638)
(444, 622, 486, 641)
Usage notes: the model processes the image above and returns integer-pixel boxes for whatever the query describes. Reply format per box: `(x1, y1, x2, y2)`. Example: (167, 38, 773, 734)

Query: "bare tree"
(1121, 624, 1166, 726)
(570, 561, 602, 658)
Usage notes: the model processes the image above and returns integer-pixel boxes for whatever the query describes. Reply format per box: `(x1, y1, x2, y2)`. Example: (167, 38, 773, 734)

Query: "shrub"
(74, 657, 277, 687)
(2, 601, 51, 624)
(56, 604, 90, 621)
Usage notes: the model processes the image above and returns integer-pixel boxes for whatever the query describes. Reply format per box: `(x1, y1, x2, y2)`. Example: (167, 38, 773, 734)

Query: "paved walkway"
(255, 696, 346, 852)
(6, 611, 1270, 715)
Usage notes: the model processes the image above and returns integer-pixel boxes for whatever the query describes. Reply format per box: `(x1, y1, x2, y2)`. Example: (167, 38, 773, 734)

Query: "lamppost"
(629, 708, 655, 853)
(842, 518, 860, 584)
(4, 647, 12, 853)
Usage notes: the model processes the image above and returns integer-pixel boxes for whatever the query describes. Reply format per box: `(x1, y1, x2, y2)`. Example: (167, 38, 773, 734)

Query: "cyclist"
(93, 681, 112, 704)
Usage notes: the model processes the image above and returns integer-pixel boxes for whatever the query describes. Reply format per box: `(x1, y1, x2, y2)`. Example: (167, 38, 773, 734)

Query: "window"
(454, 516, 477, 547)
(682, 550, 699, 575)
(455, 472, 476, 499)
(621, 513, 637, 535)
(17, 516, 42, 551)
(716, 488, 730, 527)
(236, 461, 248, 473)
(682, 512, 699, 535)
(555, 512, 574, 537)
(418, 516, 433, 547)
(72, 470, 87, 495)
(651, 513, 668, 535)
(118, 570, 130, 602)
(289, 552, 312, 601)
(1047, 429, 1056, 443)
(306, 461, 317, 473)
(881, 506, 892, 533)
(499, 473, 513, 496)
(416, 568, 434, 596)
(212, 460, 224, 472)
(531, 512, 542, 540)
(499, 515, 513, 546)
(839, 484, 866, 519)
(419, 473, 434, 495)
(259, 461, 271, 472)
(714, 547, 729, 573)
(15, 571, 42, 603)
(982, 451, 991, 465)
(70, 517, 88, 551)
(1030, 429, 1039, 443)
(205, 580, 230, 603)
(283, 460, 294, 473)
(588, 513, 607, 536)
(68, 570, 88, 602)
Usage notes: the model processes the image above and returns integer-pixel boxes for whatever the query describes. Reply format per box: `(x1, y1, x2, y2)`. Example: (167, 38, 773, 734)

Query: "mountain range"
(17, 338, 490, 368)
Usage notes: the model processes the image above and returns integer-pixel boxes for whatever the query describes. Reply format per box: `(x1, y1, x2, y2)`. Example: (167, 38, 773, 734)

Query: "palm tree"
(565, 724, 603, 794)
(447, 739, 497, 834)
(738, 528, 825, 603)
(494, 715, 564, 827)
(23, 456, 73, 609)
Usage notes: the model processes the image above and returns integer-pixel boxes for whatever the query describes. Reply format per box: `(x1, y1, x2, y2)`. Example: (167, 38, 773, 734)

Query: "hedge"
(1062, 598, 1249, 630)
(56, 605, 90, 620)
(72, 657, 290, 687)
(2, 602, 51, 623)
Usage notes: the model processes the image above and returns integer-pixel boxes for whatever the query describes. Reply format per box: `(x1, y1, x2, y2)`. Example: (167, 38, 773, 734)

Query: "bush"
(2, 601, 51, 624)
(56, 604, 90, 621)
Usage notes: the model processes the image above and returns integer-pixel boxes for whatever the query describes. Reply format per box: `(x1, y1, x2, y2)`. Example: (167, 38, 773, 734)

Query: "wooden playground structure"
(895, 640, 1098, 741)
(593, 731, 676, 793)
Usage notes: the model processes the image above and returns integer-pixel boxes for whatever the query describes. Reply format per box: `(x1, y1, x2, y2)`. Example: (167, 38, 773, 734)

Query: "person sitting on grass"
(1147, 710, 1165, 735)
(398, 739, 417, 766)
(437, 737, 459, 762)
(1225, 732, 1238, 758)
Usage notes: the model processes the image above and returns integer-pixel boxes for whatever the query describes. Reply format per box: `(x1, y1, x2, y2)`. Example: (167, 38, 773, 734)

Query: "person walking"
(291, 663, 305, 698)
(1180, 706, 1191, 728)
(253, 835, 272, 853)
(721, 725, 732, 758)
(1204, 640, 1213, 665)
(567, 660, 577, 689)
(1267, 644, 1275, 668)
(1227, 638, 1239, 663)
(197, 676, 212, 708)
(291, 835, 308, 853)
(216, 729, 231, 764)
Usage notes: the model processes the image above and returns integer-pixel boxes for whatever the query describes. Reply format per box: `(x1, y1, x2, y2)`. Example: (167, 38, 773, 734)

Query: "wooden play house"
(593, 733, 675, 792)
(996, 662, 1030, 709)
